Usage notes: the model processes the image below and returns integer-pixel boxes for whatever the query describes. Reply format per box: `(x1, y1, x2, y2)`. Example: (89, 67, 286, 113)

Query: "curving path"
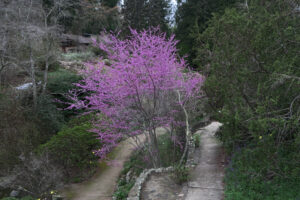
(185, 122, 224, 200)
(61, 128, 167, 200)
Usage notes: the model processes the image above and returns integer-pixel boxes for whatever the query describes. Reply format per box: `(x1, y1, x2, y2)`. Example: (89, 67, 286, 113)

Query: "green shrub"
(225, 144, 300, 200)
(198, 0, 300, 152)
(47, 69, 82, 120)
(113, 180, 135, 200)
(47, 69, 82, 95)
(171, 165, 190, 184)
(196, 0, 300, 198)
(61, 52, 94, 61)
(28, 95, 65, 137)
(157, 134, 182, 167)
(193, 134, 200, 148)
(39, 115, 101, 177)
(121, 149, 148, 177)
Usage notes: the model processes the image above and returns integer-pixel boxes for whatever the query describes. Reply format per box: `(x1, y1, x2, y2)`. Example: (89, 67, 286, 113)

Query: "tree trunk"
(0, 66, 3, 86)
(30, 48, 37, 110)
(148, 128, 161, 168)
(42, 58, 49, 94)
(177, 90, 191, 165)
(152, 129, 161, 167)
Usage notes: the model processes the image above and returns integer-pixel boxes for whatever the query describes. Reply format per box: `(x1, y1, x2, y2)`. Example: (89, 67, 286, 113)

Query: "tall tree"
(101, 0, 119, 8)
(148, 0, 171, 32)
(69, 0, 122, 34)
(122, 0, 148, 32)
(175, 0, 236, 67)
(0, 0, 66, 107)
(122, 0, 171, 34)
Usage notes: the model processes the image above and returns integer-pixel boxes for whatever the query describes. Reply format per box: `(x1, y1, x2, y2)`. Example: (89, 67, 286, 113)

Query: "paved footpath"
(185, 122, 224, 200)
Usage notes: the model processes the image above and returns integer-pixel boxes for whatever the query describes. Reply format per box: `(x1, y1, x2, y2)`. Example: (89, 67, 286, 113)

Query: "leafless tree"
(0, 0, 77, 108)
(12, 153, 63, 197)
(40, 0, 79, 93)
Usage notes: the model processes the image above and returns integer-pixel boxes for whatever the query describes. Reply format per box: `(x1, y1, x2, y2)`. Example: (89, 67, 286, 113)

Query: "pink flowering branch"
(68, 28, 204, 166)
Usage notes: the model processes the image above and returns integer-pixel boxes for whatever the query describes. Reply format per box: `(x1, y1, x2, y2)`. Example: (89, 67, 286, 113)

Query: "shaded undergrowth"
(113, 133, 183, 200)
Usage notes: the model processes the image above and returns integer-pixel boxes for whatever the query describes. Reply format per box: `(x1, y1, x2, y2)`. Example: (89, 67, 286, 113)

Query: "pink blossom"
(68, 28, 204, 160)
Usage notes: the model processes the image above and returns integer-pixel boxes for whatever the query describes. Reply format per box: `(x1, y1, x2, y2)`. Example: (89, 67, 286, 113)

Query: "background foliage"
(39, 114, 101, 179)
(175, 0, 237, 67)
(196, 0, 300, 198)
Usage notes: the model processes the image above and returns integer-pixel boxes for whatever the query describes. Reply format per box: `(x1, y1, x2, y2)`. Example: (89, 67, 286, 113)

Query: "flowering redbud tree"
(68, 28, 204, 167)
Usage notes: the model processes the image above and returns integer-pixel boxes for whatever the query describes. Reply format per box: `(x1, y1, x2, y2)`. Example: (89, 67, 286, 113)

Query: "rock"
(126, 170, 132, 183)
(10, 190, 19, 197)
(0, 176, 14, 188)
(103, 59, 112, 66)
(15, 83, 33, 90)
(52, 194, 64, 200)
(15, 81, 42, 91)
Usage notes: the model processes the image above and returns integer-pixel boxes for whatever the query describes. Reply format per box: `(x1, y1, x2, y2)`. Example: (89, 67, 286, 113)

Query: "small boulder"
(10, 190, 19, 197)
(126, 170, 132, 183)
(52, 194, 64, 200)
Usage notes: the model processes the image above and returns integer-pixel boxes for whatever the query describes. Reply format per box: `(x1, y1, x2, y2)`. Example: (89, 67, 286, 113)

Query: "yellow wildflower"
(259, 136, 262, 139)
(50, 190, 55, 194)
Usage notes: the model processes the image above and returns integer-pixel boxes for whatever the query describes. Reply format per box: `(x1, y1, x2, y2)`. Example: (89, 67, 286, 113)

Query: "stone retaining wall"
(126, 136, 198, 200)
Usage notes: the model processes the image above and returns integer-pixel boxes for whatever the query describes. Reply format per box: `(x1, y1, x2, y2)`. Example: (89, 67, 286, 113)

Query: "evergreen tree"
(148, 0, 171, 32)
(175, 0, 236, 67)
(122, 0, 149, 32)
(122, 0, 171, 34)
(101, 0, 119, 8)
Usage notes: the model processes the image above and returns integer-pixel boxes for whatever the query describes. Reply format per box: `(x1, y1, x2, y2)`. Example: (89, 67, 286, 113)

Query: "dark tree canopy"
(101, 0, 119, 8)
(122, 0, 171, 34)
(55, 0, 121, 34)
(175, 0, 236, 67)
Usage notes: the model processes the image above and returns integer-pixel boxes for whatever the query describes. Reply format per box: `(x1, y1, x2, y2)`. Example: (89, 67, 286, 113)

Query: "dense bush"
(47, 69, 82, 95)
(225, 143, 300, 200)
(47, 69, 82, 119)
(113, 180, 135, 200)
(171, 164, 190, 185)
(39, 115, 101, 179)
(197, 0, 300, 198)
(199, 0, 299, 154)
(26, 95, 65, 138)
(193, 134, 200, 148)
(157, 134, 183, 167)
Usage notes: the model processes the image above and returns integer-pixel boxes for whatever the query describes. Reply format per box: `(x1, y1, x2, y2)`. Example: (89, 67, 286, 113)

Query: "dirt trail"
(61, 128, 167, 200)
(185, 122, 224, 200)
